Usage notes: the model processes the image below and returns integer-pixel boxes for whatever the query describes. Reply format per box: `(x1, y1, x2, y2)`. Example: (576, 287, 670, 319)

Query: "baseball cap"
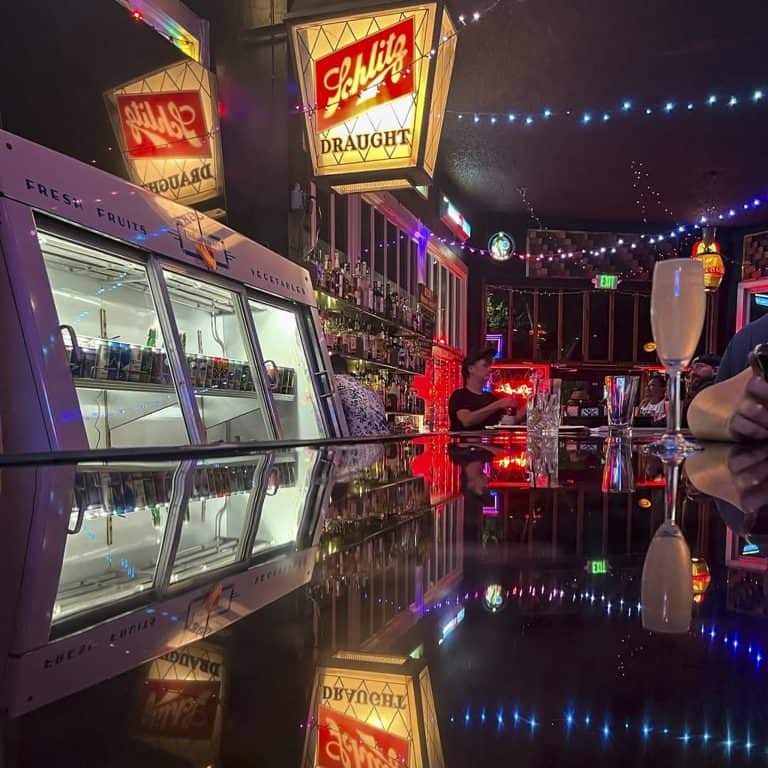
(461, 347, 497, 378)
(690, 354, 721, 368)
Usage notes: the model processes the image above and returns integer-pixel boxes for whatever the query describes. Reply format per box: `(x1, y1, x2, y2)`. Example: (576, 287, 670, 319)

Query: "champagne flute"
(641, 461, 693, 633)
(649, 259, 706, 458)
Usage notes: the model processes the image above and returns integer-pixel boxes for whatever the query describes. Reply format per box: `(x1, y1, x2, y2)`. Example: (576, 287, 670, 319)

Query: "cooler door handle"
(266, 467, 280, 496)
(314, 369, 335, 397)
(59, 324, 82, 369)
(68, 504, 85, 535)
(263, 359, 278, 391)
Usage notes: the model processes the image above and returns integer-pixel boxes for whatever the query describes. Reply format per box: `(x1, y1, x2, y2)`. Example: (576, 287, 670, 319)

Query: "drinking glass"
(527, 378, 562, 436)
(601, 437, 635, 493)
(605, 375, 639, 430)
(640, 461, 693, 633)
(527, 434, 559, 487)
(649, 259, 706, 458)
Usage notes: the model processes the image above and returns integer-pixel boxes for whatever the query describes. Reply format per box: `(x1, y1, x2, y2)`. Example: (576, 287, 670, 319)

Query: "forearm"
(458, 401, 501, 428)
(687, 369, 751, 441)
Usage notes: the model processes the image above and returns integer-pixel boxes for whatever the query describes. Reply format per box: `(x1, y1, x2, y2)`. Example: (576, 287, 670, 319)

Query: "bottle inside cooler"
(162, 271, 272, 442)
(248, 299, 326, 439)
(38, 230, 188, 448)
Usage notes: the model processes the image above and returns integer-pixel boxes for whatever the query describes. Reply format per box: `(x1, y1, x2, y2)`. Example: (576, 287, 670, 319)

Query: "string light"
(428, 184, 766, 263)
(450, 705, 763, 755)
(450, 85, 768, 126)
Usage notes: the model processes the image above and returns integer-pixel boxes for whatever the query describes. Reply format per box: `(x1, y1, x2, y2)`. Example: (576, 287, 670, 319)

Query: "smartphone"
(754, 343, 768, 381)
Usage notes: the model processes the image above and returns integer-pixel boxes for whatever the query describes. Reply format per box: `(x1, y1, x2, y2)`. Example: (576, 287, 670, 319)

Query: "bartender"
(448, 348, 521, 430)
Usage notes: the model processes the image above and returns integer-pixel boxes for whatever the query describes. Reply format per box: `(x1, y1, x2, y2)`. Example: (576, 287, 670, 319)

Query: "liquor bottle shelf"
(334, 354, 424, 377)
(315, 289, 431, 343)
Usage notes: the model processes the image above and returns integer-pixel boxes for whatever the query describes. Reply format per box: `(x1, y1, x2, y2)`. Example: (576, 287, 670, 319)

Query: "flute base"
(648, 431, 701, 461)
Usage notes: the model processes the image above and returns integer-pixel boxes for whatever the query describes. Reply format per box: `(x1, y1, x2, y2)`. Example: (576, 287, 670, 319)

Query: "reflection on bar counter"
(4, 433, 768, 767)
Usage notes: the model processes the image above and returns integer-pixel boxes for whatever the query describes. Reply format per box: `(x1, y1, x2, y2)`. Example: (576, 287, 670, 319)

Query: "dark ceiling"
(3, 0, 767, 236)
(439, 0, 768, 226)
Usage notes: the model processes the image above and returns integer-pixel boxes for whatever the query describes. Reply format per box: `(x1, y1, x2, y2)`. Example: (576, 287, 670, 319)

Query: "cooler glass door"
(251, 448, 319, 557)
(162, 270, 273, 443)
(38, 230, 189, 448)
(54, 461, 183, 626)
(165, 455, 269, 589)
(248, 298, 326, 439)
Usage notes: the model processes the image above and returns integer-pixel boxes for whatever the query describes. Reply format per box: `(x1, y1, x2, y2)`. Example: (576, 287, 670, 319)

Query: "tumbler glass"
(601, 436, 635, 493)
(527, 379, 562, 436)
(605, 375, 640, 430)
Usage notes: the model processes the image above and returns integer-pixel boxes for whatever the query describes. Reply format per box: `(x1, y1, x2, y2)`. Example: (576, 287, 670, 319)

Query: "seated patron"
(682, 354, 720, 426)
(637, 375, 668, 424)
(331, 354, 390, 436)
(448, 348, 520, 431)
(689, 314, 768, 441)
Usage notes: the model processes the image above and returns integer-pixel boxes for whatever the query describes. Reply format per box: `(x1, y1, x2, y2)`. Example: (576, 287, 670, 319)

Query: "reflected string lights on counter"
(449, 704, 759, 756)
(450, 86, 767, 127)
(425, 589, 766, 666)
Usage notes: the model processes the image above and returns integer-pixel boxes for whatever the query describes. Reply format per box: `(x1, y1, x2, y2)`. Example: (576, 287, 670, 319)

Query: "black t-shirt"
(448, 387, 501, 430)
(716, 313, 768, 382)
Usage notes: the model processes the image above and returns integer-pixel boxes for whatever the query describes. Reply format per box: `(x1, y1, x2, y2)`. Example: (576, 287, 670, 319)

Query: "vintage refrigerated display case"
(0, 130, 346, 452)
(1, 446, 333, 715)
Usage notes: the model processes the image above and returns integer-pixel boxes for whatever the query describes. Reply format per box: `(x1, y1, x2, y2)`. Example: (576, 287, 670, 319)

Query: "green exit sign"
(594, 274, 619, 290)
(589, 559, 609, 574)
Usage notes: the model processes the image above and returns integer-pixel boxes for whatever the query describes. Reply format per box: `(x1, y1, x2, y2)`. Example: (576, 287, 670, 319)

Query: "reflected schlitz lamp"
(302, 651, 444, 768)
(691, 226, 725, 291)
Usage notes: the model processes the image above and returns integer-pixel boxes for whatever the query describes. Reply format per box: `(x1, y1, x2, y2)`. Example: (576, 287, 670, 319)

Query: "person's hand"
(729, 353, 768, 440)
(727, 444, 768, 515)
(496, 396, 519, 410)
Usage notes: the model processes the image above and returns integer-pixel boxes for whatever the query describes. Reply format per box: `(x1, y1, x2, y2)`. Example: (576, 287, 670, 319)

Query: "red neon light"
(493, 453, 528, 471)
(494, 382, 532, 399)
(131, 8, 143, 21)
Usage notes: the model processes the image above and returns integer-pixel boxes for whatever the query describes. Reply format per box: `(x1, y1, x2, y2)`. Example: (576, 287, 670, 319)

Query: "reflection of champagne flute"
(640, 461, 693, 633)
(650, 259, 705, 458)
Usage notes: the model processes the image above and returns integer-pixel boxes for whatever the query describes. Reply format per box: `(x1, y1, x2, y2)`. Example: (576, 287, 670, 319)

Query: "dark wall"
(186, 0, 308, 256)
(0, 0, 184, 179)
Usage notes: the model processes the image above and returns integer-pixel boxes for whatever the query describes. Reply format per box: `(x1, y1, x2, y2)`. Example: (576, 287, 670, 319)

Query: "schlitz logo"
(317, 706, 409, 768)
(139, 679, 220, 739)
(314, 17, 414, 132)
(117, 91, 210, 159)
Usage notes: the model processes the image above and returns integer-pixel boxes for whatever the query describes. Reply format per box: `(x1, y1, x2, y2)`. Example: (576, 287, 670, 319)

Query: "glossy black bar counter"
(0, 434, 765, 767)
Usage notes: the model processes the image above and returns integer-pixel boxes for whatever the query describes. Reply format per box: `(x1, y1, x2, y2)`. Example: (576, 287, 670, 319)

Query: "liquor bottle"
(414, 305, 422, 334)
(146, 327, 157, 347)
(344, 264, 356, 304)
(363, 262, 373, 309)
(353, 263, 363, 306)
(385, 287, 393, 320)
(336, 255, 345, 299)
